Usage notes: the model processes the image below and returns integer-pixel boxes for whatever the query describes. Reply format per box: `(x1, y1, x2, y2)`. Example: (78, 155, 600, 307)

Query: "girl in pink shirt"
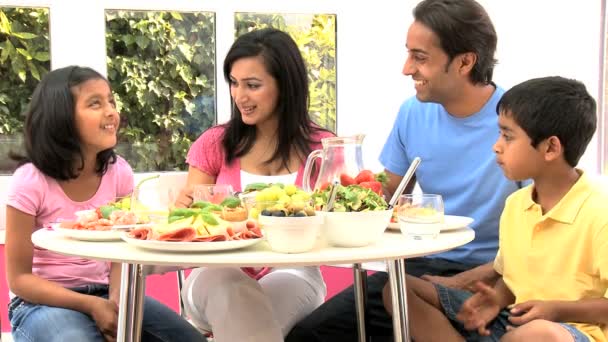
(176, 28, 334, 342)
(5, 66, 206, 342)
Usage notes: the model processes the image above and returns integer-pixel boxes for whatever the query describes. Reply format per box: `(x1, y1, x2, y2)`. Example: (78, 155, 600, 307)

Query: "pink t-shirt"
(186, 125, 334, 191)
(7, 156, 134, 289)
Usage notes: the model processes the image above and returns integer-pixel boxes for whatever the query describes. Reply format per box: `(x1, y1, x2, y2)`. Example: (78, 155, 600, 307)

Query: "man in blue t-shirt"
(286, 0, 520, 341)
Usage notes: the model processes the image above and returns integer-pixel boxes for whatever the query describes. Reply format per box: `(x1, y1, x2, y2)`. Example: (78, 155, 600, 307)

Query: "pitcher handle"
(302, 149, 323, 192)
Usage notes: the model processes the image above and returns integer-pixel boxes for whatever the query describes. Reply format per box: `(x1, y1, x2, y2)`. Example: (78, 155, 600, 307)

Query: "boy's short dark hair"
(497, 76, 597, 167)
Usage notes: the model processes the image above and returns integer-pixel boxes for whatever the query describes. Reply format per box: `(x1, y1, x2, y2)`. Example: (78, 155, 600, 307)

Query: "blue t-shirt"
(380, 86, 519, 265)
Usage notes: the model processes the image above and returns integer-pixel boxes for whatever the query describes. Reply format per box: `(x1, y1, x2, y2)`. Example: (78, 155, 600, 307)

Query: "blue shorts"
(434, 284, 590, 342)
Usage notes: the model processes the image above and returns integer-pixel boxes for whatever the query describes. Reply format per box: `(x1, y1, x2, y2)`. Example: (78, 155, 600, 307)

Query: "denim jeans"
(435, 284, 590, 342)
(8, 284, 206, 342)
(286, 257, 480, 342)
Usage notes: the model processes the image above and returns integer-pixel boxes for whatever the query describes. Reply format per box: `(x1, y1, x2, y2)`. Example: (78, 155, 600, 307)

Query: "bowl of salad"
(313, 184, 392, 247)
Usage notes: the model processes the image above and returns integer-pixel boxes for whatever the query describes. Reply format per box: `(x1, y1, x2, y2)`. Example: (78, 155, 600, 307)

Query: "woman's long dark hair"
(11, 65, 117, 180)
(221, 28, 331, 171)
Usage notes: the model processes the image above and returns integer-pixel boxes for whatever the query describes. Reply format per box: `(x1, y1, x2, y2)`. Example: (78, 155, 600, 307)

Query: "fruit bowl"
(251, 200, 321, 253)
(258, 215, 323, 253)
(317, 209, 393, 247)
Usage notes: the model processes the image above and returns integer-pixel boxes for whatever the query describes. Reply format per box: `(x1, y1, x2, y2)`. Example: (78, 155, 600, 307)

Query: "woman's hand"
(174, 185, 194, 208)
(88, 296, 118, 341)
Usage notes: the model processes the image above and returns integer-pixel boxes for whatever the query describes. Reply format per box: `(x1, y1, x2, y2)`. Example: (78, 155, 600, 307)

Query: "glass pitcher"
(302, 134, 365, 192)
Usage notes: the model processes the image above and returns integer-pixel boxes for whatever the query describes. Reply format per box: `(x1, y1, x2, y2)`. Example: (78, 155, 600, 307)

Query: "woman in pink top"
(176, 28, 335, 342)
(5, 66, 206, 342)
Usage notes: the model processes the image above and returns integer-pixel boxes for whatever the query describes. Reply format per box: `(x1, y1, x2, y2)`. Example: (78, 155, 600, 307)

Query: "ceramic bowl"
(317, 209, 392, 247)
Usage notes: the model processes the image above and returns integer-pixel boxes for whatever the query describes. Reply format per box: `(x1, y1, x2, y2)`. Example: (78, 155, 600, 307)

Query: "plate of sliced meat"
(51, 223, 124, 241)
(121, 225, 264, 252)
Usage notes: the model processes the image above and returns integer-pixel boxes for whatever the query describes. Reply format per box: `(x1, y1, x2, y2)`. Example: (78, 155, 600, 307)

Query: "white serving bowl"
(258, 215, 323, 253)
(317, 209, 393, 247)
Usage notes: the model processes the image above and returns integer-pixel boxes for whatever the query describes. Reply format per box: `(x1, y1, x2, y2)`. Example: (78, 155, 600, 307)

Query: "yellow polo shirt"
(494, 171, 608, 342)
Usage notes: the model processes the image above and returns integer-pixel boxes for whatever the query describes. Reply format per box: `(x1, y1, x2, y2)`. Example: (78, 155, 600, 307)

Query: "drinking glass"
(192, 184, 235, 204)
(129, 181, 168, 224)
(396, 194, 444, 240)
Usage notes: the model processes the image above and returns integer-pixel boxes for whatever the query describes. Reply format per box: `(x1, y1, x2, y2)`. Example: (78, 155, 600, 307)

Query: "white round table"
(32, 228, 474, 342)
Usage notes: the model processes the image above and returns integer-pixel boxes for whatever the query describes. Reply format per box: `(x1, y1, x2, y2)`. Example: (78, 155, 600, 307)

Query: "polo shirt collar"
(523, 170, 593, 224)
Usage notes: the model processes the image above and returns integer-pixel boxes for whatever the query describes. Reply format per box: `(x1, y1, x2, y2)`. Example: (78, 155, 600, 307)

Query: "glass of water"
(396, 194, 444, 240)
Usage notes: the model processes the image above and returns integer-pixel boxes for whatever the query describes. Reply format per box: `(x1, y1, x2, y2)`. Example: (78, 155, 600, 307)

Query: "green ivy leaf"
(170, 12, 183, 21)
(33, 51, 50, 61)
(1, 39, 15, 63)
(177, 43, 192, 62)
(16, 48, 32, 60)
(0, 11, 11, 34)
(17, 69, 26, 82)
(135, 35, 149, 49)
(27, 60, 40, 80)
(11, 31, 37, 39)
(0, 41, 8, 63)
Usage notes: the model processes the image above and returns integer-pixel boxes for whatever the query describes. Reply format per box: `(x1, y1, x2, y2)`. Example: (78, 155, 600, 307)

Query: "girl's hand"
(88, 296, 118, 341)
(508, 300, 558, 325)
(456, 281, 501, 336)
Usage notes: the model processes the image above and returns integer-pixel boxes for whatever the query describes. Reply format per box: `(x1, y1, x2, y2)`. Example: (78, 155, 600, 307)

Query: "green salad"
(312, 184, 388, 212)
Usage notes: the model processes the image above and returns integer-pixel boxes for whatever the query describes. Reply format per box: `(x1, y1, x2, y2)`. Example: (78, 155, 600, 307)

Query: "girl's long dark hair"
(11, 65, 117, 180)
(222, 28, 331, 171)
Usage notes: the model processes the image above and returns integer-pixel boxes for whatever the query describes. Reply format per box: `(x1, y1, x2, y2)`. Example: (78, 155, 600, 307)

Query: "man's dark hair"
(414, 0, 497, 84)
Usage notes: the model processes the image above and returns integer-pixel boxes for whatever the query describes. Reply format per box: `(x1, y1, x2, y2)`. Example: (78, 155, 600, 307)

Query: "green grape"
(249, 207, 260, 219)
(285, 184, 297, 196)
(121, 197, 131, 210)
(268, 189, 280, 201)
(290, 193, 306, 203)
(294, 191, 311, 201)
(278, 194, 291, 205)
(255, 191, 267, 202)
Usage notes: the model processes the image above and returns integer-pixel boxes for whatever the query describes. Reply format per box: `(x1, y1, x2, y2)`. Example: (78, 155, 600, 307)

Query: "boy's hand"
(508, 300, 558, 325)
(89, 296, 119, 341)
(456, 281, 501, 336)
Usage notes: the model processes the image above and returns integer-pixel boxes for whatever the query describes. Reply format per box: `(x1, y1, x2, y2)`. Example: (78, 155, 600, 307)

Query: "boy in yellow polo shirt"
(384, 76, 608, 342)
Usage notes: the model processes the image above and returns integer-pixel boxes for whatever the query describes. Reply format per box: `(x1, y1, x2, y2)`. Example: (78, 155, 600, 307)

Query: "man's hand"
(88, 296, 118, 341)
(508, 300, 558, 325)
(456, 281, 501, 336)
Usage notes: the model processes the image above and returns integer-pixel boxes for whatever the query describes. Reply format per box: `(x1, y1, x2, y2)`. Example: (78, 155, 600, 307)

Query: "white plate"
(52, 224, 123, 241)
(74, 209, 155, 229)
(111, 223, 157, 230)
(387, 215, 474, 232)
(120, 233, 264, 252)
